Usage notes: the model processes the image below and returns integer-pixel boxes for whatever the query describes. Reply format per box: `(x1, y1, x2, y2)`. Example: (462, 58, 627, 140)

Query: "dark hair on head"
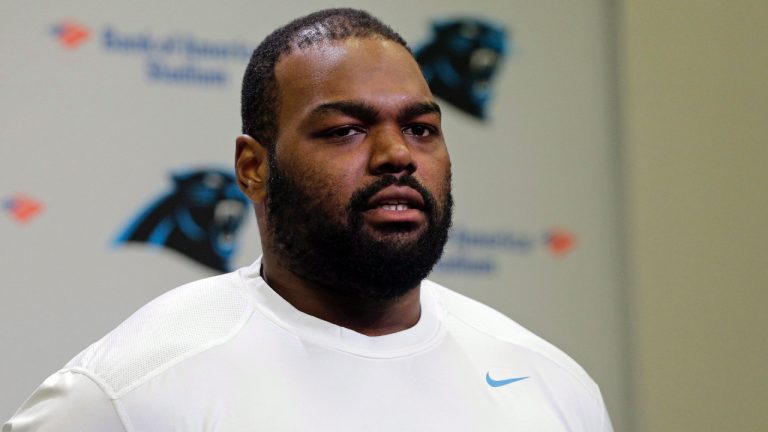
(241, 8, 410, 149)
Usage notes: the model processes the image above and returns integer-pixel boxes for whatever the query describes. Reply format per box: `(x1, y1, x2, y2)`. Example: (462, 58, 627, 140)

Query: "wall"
(622, 1, 768, 430)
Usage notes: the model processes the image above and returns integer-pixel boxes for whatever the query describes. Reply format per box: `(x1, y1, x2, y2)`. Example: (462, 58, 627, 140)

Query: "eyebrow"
(307, 100, 442, 125)
(397, 101, 442, 124)
(310, 101, 380, 124)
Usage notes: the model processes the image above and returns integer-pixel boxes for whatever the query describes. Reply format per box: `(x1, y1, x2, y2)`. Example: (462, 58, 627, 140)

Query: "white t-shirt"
(4, 259, 613, 431)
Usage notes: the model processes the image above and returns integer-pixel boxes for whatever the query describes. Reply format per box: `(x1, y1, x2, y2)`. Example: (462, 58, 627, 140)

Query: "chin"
(364, 224, 426, 243)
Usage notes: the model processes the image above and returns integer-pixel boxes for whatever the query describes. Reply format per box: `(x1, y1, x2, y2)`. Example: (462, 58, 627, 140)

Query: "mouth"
(377, 202, 415, 211)
(363, 186, 427, 226)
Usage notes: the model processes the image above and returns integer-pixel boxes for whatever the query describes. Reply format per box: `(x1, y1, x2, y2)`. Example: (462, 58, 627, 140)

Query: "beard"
(265, 154, 453, 301)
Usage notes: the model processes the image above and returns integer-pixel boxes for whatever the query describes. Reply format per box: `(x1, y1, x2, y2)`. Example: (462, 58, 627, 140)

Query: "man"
(5, 9, 612, 431)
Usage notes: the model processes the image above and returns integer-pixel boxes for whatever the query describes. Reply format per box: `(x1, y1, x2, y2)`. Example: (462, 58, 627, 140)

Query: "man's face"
(266, 37, 452, 299)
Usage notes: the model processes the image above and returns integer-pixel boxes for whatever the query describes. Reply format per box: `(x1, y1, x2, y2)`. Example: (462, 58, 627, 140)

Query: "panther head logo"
(415, 18, 509, 119)
(115, 168, 249, 272)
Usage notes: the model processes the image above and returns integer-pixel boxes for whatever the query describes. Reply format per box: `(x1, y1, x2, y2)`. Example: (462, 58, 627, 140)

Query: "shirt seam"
(111, 398, 135, 432)
(67, 284, 257, 399)
(115, 297, 257, 398)
(242, 272, 446, 359)
(60, 369, 130, 431)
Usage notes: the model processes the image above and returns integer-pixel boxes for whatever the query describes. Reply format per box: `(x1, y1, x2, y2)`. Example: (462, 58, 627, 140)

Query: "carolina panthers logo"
(115, 168, 249, 272)
(415, 18, 509, 119)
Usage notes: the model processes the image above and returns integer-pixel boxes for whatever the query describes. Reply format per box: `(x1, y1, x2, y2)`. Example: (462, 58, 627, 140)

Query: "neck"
(260, 254, 422, 336)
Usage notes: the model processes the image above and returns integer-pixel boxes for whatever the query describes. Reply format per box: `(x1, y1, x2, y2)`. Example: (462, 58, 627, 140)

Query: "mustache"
(348, 175, 437, 215)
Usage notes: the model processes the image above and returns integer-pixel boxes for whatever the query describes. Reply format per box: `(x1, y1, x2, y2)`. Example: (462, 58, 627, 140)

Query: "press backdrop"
(0, 0, 626, 428)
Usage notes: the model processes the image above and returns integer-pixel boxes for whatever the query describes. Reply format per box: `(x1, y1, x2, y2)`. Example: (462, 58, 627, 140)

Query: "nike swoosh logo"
(486, 372, 529, 387)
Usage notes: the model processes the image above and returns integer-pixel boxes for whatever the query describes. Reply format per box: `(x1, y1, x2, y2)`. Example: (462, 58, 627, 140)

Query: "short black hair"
(241, 8, 410, 149)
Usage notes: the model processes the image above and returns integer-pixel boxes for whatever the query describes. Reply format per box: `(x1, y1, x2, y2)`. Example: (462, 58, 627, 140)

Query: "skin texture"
(235, 38, 451, 336)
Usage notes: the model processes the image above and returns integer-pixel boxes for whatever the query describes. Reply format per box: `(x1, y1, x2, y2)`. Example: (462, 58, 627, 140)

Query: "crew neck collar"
(239, 257, 444, 358)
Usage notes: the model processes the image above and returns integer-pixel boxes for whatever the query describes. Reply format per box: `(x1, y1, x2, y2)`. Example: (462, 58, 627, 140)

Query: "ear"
(235, 134, 269, 204)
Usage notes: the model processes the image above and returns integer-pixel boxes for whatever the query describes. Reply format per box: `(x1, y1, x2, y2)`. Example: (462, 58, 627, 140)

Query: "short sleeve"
(598, 393, 614, 432)
(3, 370, 128, 432)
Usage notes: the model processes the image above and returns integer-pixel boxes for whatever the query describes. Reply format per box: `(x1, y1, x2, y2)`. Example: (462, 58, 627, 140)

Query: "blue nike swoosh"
(486, 372, 529, 387)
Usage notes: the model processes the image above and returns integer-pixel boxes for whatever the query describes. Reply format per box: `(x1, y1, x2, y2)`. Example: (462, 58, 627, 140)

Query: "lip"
(367, 186, 425, 210)
(363, 185, 426, 225)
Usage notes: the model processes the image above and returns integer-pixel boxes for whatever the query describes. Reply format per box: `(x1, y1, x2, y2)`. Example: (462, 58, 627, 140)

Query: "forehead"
(274, 38, 434, 118)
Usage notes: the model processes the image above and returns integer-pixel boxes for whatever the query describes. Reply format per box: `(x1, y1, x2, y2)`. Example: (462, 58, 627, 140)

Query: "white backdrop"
(0, 0, 627, 428)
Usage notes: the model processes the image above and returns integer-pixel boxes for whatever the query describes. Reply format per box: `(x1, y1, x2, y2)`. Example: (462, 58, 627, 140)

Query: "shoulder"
(65, 270, 255, 398)
(425, 280, 602, 398)
(4, 370, 129, 431)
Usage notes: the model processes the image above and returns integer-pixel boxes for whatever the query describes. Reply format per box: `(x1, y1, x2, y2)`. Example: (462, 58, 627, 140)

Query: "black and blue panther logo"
(415, 18, 509, 119)
(115, 168, 249, 272)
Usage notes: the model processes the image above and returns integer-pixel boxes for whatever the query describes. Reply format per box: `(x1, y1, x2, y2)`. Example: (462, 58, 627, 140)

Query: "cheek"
(282, 156, 362, 217)
(417, 153, 452, 196)
(281, 137, 368, 186)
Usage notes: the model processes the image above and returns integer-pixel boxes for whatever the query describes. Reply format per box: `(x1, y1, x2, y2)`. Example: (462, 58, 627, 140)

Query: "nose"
(368, 126, 417, 177)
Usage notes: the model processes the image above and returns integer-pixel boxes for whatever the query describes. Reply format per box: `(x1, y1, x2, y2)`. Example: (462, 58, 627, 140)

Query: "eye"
(402, 124, 437, 137)
(326, 126, 365, 138)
